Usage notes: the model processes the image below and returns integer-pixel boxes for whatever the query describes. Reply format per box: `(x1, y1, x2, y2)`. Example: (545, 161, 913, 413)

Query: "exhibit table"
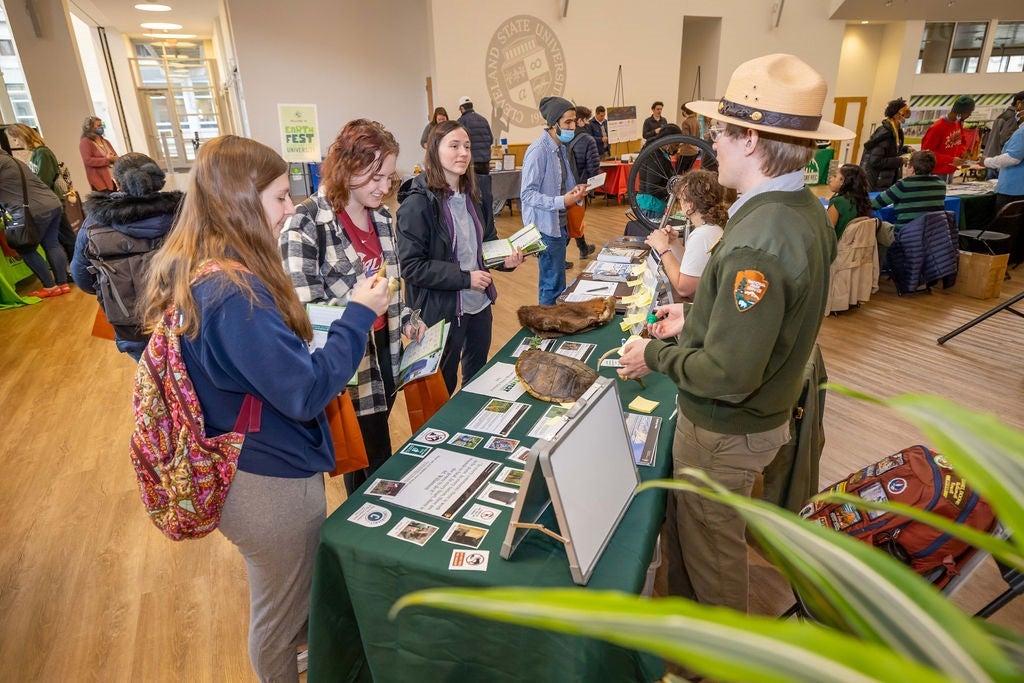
(490, 168, 522, 216)
(597, 161, 632, 204)
(308, 320, 678, 682)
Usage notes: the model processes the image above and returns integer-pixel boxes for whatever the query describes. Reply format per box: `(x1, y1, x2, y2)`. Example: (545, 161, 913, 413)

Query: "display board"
(501, 377, 640, 585)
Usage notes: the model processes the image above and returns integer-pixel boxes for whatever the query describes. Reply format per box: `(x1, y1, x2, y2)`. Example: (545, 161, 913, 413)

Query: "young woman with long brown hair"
(396, 120, 524, 394)
(280, 119, 424, 495)
(140, 134, 389, 683)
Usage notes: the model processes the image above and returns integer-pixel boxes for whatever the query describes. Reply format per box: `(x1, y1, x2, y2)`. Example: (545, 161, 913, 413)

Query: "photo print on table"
(387, 517, 440, 546)
(443, 522, 489, 549)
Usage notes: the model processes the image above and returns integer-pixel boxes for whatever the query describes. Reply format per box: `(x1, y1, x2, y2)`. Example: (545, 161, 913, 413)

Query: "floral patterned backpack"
(129, 262, 262, 540)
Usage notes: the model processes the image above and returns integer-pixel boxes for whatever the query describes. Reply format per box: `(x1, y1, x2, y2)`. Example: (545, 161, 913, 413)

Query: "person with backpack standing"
(280, 119, 425, 496)
(567, 105, 598, 261)
(70, 153, 182, 360)
(79, 115, 118, 191)
(138, 135, 391, 683)
(5, 123, 78, 263)
(0, 131, 67, 298)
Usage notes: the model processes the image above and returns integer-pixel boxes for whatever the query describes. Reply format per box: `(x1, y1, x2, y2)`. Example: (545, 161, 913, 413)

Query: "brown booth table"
(307, 320, 677, 682)
(597, 161, 633, 204)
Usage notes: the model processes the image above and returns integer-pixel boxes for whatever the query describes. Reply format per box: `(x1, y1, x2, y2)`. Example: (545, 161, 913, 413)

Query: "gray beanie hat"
(539, 96, 574, 128)
(113, 152, 166, 197)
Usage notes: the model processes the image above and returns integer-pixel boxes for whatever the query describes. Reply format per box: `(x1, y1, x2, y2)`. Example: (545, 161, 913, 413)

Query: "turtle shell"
(515, 349, 599, 403)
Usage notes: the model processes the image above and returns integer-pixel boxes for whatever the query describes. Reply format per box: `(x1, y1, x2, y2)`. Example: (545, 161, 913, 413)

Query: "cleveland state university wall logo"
(486, 15, 566, 135)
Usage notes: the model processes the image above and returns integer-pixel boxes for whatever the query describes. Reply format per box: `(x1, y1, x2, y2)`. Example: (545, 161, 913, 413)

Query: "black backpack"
(83, 225, 164, 342)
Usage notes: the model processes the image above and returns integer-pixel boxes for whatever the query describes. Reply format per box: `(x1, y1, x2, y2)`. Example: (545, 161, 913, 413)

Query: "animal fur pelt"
(517, 296, 616, 338)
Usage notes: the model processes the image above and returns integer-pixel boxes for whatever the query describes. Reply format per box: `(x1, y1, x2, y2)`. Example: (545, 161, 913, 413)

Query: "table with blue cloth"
(307, 320, 678, 682)
(820, 190, 996, 230)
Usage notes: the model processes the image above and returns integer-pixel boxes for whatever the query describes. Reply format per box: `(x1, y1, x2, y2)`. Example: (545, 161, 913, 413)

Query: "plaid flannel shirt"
(280, 189, 410, 416)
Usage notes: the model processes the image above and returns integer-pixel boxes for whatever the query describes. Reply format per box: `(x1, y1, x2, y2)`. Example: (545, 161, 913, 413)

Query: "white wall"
(429, 0, 849, 145)
(6, 0, 93, 192)
(226, 0, 430, 174)
(677, 16, 721, 123)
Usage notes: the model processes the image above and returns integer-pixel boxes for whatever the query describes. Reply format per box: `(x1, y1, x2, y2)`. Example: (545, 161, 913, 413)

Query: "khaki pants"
(661, 412, 790, 612)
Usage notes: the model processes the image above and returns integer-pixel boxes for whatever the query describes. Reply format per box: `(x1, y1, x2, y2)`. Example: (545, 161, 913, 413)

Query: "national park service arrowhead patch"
(734, 270, 769, 311)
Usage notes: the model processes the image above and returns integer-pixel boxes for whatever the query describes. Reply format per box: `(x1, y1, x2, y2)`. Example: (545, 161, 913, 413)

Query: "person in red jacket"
(920, 95, 975, 181)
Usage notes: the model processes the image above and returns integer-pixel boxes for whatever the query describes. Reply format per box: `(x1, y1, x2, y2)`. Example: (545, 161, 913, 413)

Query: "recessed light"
(141, 22, 182, 30)
(135, 3, 172, 11)
(861, 20, 869, 24)
(143, 32, 197, 39)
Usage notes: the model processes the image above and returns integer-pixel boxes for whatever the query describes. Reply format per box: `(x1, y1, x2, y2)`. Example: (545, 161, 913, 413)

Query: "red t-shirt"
(337, 209, 386, 331)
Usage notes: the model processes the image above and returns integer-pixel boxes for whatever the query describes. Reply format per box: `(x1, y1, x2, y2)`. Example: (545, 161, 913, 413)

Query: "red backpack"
(129, 262, 262, 540)
(801, 445, 997, 587)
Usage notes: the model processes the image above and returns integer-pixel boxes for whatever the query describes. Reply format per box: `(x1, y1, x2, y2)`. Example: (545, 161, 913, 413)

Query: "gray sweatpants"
(219, 469, 326, 683)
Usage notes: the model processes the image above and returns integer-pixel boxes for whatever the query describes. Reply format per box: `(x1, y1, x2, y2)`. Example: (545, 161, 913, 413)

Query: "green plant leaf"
(393, 588, 953, 683)
(640, 473, 1018, 682)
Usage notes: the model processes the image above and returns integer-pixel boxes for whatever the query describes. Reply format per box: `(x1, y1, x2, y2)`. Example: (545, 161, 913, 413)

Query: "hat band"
(717, 98, 821, 132)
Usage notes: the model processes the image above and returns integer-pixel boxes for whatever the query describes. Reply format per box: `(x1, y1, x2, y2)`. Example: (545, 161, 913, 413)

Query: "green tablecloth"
(309, 320, 678, 682)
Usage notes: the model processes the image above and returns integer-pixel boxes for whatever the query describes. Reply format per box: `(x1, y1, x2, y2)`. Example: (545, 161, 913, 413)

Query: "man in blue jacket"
(458, 96, 496, 233)
(520, 96, 588, 305)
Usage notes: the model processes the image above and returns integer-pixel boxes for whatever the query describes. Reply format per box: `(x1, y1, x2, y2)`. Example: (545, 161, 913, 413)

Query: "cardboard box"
(949, 250, 1008, 300)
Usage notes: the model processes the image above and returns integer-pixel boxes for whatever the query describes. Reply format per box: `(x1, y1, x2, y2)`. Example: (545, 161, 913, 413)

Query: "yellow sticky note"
(622, 312, 646, 327)
(633, 291, 653, 307)
(628, 396, 660, 414)
(627, 277, 644, 287)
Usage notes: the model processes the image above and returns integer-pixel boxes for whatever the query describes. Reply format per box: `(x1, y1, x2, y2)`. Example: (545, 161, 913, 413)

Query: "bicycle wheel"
(626, 135, 717, 232)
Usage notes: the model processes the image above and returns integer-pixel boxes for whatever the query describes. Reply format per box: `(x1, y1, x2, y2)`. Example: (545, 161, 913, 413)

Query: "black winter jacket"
(860, 119, 908, 191)
(395, 174, 498, 326)
(458, 107, 494, 166)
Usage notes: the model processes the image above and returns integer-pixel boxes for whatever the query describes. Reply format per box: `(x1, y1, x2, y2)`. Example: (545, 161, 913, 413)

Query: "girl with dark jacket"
(396, 120, 524, 394)
(70, 153, 182, 359)
(860, 98, 911, 191)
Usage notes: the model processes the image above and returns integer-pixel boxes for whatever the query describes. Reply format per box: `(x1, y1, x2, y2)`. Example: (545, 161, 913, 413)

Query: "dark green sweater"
(643, 188, 835, 434)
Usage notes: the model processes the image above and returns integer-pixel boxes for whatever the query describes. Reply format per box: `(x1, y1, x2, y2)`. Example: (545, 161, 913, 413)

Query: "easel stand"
(936, 291, 1024, 345)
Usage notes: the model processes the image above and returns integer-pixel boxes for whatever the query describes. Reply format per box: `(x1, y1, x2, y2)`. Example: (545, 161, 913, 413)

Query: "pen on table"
(669, 407, 678, 420)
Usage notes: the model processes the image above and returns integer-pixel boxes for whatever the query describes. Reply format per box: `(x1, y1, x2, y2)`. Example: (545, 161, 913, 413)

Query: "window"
(917, 22, 987, 74)
(0, 38, 14, 56)
(987, 21, 1024, 73)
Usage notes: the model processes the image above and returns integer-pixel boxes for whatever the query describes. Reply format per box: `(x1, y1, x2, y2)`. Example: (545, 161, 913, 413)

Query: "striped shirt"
(871, 174, 947, 231)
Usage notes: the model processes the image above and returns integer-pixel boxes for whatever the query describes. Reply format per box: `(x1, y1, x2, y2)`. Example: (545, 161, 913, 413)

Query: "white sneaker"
(297, 649, 309, 674)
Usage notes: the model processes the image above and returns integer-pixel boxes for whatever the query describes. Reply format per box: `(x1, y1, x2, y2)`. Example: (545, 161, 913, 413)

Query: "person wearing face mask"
(860, 97, 912, 191)
(79, 115, 119, 191)
(280, 119, 424, 495)
(520, 96, 589, 305)
(921, 95, 975, 182)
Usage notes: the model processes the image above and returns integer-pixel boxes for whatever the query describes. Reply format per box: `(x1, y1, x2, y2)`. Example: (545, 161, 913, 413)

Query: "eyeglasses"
(707, 125, 726, 143)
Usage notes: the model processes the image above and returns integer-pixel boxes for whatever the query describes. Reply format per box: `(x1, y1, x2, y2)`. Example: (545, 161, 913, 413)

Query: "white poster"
(383, 449, 499, 520)
(278, 103, 320, 162)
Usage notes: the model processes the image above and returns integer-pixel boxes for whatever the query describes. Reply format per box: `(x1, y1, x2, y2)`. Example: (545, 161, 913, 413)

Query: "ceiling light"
(143, 32, 197, 39)
(141, 22, 182, 30)
(861, 20, 869, 24)
(135, 3, 172, 11)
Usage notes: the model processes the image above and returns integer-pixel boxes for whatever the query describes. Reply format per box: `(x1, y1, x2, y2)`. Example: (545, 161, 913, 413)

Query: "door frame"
(832, 96, 867, 164)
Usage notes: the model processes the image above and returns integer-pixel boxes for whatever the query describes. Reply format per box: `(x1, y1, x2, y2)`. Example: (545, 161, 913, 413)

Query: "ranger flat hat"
(687, 53, 854, 141)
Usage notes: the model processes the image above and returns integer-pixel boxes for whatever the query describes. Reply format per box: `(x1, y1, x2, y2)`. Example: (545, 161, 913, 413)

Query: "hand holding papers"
(396, 319, 449, 389)
(482, 224, 546, 267)
(585, 172, 607, 192)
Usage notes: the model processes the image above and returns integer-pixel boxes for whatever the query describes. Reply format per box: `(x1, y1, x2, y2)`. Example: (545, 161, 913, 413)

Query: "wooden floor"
(2, 198, 1023, 681)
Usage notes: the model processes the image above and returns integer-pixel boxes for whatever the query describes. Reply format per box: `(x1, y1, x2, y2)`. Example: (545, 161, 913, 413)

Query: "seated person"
(644, 171, 726, 300)
(636, 123, 682, 222)
(826, 163, 872, 239)
(871, 150, 946, 233)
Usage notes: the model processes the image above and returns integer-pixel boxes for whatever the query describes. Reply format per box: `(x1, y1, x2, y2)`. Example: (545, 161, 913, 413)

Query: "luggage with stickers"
(800, 444, 997, 587)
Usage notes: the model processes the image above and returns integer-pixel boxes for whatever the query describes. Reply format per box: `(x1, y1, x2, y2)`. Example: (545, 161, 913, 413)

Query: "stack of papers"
(596, 246, 648, 264)
(584, 261, 644, 282)
(482, 224, 546, 267)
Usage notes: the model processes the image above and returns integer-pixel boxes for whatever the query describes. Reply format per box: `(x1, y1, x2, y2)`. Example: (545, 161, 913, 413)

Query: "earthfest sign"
(486, 15, 567, 137)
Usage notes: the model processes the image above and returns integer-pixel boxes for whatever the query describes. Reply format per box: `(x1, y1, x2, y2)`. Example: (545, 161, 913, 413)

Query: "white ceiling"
(69, 0, 217, 39)
(65, 1, 1024, 41)
(830, 0, 1024, 23)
